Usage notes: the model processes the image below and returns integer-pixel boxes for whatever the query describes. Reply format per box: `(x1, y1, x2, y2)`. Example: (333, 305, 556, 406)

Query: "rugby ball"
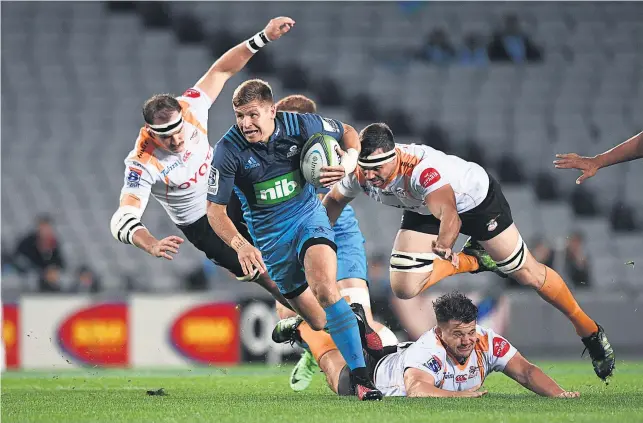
(300, 133, 341, 188)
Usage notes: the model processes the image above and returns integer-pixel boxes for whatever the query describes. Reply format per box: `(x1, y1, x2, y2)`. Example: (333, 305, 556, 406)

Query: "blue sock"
(324, 299, 366, 370)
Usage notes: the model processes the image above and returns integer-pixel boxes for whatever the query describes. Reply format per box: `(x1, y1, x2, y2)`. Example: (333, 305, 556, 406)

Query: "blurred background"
(1, 1, 642, 370)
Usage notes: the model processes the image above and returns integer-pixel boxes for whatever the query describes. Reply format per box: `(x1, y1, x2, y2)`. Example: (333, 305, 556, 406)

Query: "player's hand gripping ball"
(300, 134, 341, 188)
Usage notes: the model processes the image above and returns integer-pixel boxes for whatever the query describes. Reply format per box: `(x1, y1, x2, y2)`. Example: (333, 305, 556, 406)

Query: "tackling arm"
(502, 353, 579, 398)
(339, 123, 360, 174)
(110, 195, 183, 261)
(554, 131, 643, 184)
(195, 17, 295, 105)
(594, 131, 643, 168)
(404, 368, 487, 398)
(425, 185, 461, 250)
(322, 184, 355, 225)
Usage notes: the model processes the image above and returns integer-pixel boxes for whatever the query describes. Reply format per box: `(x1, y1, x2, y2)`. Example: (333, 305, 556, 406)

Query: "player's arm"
(195, 17, 295, 105)
(404, 368, 487, 398)
(319, 123, 360, 187)
(502, 352, 580, 398)
(206, 144, 266, 276)
(554, 131, 643, 184)
(425, 185, 461, 261)
(322, 183, 356, 225)
(110, 164, 184, 260)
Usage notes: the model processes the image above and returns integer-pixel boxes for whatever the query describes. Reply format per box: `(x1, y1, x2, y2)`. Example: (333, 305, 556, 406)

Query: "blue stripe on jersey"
(224, 133, 242, 151)
(283, 112, 292, 135)
(223, 127, 244, 150)
(292, 113, 300, 135)
(229, 127, 247, 148)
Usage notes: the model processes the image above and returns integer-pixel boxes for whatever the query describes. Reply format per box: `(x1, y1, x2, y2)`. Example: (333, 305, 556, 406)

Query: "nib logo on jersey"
(57, 303, 128, 367)
(253, 171, 303, 205)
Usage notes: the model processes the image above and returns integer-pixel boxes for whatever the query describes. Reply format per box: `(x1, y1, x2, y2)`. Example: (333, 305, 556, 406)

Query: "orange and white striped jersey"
(374, 325, 517, 396)
(118, 87, 213, 226)
(337, 144, 490, 215)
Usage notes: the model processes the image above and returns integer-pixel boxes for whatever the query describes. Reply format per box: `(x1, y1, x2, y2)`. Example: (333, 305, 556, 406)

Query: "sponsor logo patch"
(244, 157, 260, 170)
(286, 145, 300, 158)
(493, 336, 510, 358)
(419, 167, 441, 188)
(253, 171, 303, 205)
(182, 88, 201, 99)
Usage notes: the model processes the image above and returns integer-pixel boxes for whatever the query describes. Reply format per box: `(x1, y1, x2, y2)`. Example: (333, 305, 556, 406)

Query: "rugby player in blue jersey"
(270, 95, 399, 392)
(206, 80, 382, 400)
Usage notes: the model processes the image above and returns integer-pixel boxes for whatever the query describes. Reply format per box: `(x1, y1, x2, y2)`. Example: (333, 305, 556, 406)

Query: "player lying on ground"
(264, 94, 398, 392)
(206, 79, 381, 400)
(322, 122, 615, 381)
(275, 291, 580, 399)
(109, 17, 296, 308)
(554, 130, 643, 184)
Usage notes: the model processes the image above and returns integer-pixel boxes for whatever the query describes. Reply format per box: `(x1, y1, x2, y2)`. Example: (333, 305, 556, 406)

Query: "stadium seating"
(1, 1, 641, 292)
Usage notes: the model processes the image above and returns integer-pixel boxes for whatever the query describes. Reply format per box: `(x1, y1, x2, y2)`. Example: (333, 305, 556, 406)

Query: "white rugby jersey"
(374, 326, 517, 396)
(337, 144, 490, 215)
(118, 87, 213, 226)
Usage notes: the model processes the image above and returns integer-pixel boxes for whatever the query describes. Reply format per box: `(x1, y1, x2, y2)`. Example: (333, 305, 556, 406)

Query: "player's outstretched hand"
(431, 241, 459, 268)
(150, 236, 184, 261)
(264, 17, 295, 41)
(237, 244, 267, 277)
(556, 391, 580, 399)
(553, 153, 599, 184)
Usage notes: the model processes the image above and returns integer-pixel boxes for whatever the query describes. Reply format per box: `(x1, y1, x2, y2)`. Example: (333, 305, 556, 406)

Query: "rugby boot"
(272, 315, 304, 345)
(581, 323, 615, 382)
(351, 303, 384, 356)
(290, 349, 319, 392)
(352, 371, 383, 401)
(462, 237, 508, 278)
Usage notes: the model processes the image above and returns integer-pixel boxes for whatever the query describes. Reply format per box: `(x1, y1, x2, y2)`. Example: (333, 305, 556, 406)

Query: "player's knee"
(306, 316, 327, 331)
(275, 301, 295, 320)
(313, 286, 341, 308)
(390, 277, 425, 300)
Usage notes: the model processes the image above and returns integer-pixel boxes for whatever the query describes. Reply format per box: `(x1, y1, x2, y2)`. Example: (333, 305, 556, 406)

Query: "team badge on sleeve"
(127, 167, 142, 188)
(208, 167, 219, 196)
(423, 355, 443, 373)
(420, 167, 441, 188)
(493, 336, 510, 358)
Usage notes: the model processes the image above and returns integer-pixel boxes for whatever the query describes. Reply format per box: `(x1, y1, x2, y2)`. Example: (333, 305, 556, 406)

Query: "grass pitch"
(2, 361, 643, 423)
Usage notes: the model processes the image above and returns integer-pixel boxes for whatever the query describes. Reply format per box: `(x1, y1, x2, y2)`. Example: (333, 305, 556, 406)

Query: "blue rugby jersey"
(207, 112, 345, 247)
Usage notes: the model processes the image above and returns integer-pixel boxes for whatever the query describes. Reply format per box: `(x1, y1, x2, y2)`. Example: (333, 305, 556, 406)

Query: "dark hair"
(142, 94, 182, 125)
(433, 291, 478, 324)
(232, 79, 273, 108)
(359, 122, 395, 157)
(275, 94, 317, 113)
